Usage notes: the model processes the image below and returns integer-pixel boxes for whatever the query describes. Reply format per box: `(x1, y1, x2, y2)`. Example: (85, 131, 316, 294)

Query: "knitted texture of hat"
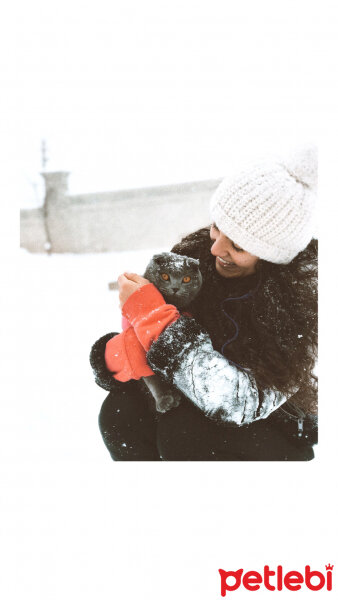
(210, 145, 317, 264)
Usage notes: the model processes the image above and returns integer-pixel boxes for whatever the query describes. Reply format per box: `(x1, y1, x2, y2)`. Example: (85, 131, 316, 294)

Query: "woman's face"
(210, 223, 259, 279)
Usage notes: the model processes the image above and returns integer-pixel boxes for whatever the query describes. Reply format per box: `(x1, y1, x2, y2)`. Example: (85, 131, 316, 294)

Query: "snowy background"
(2, 1, 338, 599)
(5, 1, 327, 208)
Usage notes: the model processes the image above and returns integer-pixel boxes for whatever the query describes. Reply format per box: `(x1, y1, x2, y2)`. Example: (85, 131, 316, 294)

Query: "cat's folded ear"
(178, 253, 200, 266)
(151, 253, 164, 263)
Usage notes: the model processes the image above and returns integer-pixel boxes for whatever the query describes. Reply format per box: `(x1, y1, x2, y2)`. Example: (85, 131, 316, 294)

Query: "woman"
(90, 146, 318, 461)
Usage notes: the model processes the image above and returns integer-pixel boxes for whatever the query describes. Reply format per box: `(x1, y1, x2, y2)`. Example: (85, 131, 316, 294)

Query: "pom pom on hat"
(282, 144, 317, 189)
(210, 145, 317, 264)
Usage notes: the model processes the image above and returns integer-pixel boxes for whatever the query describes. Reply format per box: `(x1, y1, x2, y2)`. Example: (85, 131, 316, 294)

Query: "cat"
(142, 252, 203, 413)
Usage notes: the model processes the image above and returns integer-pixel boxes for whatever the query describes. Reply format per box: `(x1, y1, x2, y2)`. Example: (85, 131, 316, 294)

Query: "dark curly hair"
(172, 227, 318, 416)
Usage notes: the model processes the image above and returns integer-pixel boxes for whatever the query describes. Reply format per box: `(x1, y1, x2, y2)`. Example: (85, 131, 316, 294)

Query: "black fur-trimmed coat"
(90, 228, 317, 446)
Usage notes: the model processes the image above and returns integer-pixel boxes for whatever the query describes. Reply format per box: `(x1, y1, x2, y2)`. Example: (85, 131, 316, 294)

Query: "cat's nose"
(172, 288, 179, 293)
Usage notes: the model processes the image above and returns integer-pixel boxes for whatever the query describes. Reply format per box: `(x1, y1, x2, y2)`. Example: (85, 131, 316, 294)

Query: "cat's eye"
(183, 276, 191, 283)
(161, 273, 170, 281)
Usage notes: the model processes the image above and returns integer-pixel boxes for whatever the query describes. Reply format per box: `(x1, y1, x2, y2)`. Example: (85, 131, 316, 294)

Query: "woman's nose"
(211, 236, 231, 257)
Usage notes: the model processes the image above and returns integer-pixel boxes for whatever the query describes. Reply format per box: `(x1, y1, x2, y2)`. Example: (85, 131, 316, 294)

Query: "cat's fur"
(142, 252, 202, 413)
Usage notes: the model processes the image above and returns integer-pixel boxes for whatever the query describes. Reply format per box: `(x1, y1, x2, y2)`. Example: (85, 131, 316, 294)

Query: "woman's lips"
(217, 256, 237, 268)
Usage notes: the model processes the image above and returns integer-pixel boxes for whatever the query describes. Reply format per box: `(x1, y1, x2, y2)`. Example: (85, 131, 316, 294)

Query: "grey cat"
(142, 252, 203, 413)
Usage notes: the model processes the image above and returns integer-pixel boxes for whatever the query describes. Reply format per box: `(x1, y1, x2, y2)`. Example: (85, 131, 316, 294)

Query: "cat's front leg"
(142, 375, 181, 413)
(156, 391, 181, 413)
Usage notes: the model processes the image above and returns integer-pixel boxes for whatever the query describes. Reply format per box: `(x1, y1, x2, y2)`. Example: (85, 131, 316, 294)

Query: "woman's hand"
(118, 272, 150, 308)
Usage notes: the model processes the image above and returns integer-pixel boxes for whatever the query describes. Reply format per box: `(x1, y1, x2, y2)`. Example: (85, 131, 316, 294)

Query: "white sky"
(3, 0, 336, 206)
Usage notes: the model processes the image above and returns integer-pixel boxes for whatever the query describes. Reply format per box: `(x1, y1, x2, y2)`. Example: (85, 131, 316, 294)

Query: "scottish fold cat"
(142, 252, 202, 413)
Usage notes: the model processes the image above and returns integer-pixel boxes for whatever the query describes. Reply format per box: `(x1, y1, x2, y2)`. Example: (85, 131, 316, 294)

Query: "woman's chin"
(215, 261, 242, 278)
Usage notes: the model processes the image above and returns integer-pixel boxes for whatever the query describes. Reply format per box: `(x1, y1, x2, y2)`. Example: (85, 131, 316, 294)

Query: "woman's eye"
(232, 243, 243, 252)
(161, 273, 170, 281)
(212, 223, 219, 232)
(183, 276, 191, 283)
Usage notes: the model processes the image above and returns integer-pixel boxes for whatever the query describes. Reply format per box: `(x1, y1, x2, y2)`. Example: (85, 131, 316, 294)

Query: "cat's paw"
(156, 394, 181, 413)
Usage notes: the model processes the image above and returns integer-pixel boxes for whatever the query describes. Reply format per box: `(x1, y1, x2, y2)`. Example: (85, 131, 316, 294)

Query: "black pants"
(98, 379, 314, 461)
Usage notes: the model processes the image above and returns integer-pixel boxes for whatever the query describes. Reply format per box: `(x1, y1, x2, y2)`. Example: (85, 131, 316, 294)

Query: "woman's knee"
(98, 380, 150, 433)
(156, 400, 233, 461)
(98, 380, 160, 461)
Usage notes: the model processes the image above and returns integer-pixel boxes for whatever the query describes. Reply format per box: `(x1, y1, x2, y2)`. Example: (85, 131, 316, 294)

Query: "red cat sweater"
(105, 283, 180, 381)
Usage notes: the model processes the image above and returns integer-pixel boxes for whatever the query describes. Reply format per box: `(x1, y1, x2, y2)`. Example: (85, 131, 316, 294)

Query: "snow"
(7, 0, 323, 212)
(17, 245, 164, 461)
(3, 247, 165, 599)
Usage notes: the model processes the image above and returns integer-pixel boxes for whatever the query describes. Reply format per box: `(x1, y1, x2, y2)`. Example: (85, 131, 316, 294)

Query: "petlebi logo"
(218, 564, 334, 596)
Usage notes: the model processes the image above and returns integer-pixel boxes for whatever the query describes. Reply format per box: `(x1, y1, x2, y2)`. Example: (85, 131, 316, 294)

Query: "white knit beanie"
(210, 145, 317, 264)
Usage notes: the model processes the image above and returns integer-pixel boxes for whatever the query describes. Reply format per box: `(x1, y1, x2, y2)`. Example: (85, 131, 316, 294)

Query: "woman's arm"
(146, 317, 287, 425)
(121, 281, 286, 426)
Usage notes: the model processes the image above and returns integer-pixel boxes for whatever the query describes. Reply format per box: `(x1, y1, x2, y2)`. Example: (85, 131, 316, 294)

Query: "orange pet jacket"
(104, 283, 180, 381)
